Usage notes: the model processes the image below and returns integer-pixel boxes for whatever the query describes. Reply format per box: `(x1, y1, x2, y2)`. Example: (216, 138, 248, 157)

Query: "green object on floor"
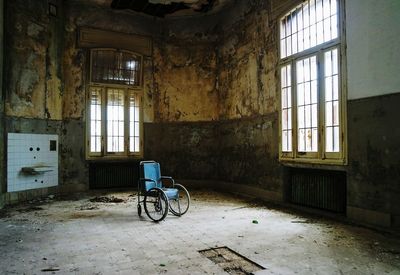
(252, 220, 258, 224)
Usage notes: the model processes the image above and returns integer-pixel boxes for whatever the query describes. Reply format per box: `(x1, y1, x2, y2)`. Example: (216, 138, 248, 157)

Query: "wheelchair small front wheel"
(144, 188, 169, 222)
(137, 204, 142, 216)
(169, 184, 190, 216)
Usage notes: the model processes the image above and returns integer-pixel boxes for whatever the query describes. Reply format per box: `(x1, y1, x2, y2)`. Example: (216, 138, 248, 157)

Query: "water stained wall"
(5, 0, 63, 120)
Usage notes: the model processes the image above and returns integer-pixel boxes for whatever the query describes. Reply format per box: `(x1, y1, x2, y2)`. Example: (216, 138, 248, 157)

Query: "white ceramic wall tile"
(7, 133, 59, 192)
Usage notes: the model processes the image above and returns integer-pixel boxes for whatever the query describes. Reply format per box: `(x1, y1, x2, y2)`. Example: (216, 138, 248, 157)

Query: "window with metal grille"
(279, 0, 346, 164)
(87, 49, 143, 159)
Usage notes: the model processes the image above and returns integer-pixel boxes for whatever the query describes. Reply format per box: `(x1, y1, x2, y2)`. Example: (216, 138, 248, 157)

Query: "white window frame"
(86, 48, 144, 160)
(278, 0, 347, 165)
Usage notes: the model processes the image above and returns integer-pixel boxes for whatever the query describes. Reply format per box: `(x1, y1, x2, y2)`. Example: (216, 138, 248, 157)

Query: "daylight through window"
(87, 49, 142, 158)
(279, 0, 345, 163)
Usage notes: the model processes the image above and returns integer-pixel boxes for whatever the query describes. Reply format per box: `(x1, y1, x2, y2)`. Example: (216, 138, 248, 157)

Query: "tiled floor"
(0, 190, 400, 275)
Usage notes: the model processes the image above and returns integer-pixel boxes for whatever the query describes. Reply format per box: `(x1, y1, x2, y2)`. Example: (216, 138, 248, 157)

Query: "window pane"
(331, 14, 338, 39)
(89, 87, 102, 153)
(282, 131, 288, 151)
(326, 101, 332, 126)
(298, 106, 305, 129)
(298, 128, 305, 152)
(135, 137, 140, 152)
(326, 126, 333, 152)
(297, 55, 318, 152)
(312, 104, 318, 127)
(91, 50, 141, 86)
(305, 105, 311, 128)
(304, 82, 311, 105)
(282, 88, 288, 109)
(280, 0, 339, 58)
(333, 100, 339, 125)
(281, 65, 292, 152)
(325, 76, 333, 101)
(312, 128, 318, 151)
(107, 89, 125, 153)
(324, 48, 340, 153)
(129, 91, 140, 153)
(282, 109, 288, 130)
(333, 126, 340, 152)
(311, 80, 318, 103)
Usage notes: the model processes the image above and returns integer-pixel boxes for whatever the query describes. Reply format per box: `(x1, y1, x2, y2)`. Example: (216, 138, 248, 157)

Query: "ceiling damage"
(111, 0, 231, 17)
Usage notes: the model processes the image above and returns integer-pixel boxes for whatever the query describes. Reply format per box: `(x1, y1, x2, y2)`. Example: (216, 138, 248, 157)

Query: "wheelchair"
(137, 161, 190, 222)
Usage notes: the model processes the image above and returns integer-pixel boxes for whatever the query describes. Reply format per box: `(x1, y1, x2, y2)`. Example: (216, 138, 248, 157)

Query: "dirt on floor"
(0, 190, 399, 274)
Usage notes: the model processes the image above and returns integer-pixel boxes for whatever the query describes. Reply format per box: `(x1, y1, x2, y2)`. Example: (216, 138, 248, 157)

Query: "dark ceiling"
(111, 0, 217, 17)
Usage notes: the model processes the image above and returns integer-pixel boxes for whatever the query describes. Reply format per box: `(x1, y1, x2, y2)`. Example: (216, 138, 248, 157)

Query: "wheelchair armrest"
(160, 176, 175, 187)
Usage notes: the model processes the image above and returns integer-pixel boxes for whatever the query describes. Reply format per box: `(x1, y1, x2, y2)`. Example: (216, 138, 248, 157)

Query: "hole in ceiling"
(111, 0, 217, 17)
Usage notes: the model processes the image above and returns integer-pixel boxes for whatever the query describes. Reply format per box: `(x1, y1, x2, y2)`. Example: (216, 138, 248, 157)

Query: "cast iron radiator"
(89, 162, 139, 189)
(289, 168, 346, 213)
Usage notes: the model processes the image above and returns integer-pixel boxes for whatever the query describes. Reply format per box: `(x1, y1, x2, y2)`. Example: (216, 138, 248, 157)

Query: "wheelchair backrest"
(140, 161, 162, 192)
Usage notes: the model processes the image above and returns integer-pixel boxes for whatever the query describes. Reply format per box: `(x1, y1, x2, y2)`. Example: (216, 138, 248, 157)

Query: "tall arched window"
(279, 0, 346, 164)
(87, 49, 143, 158)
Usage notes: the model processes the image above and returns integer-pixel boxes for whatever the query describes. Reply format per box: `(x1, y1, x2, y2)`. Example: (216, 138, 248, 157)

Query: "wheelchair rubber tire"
(144, 188, 169, 222)
(169, 184, 190, 216)
(137, 204, 142, 216)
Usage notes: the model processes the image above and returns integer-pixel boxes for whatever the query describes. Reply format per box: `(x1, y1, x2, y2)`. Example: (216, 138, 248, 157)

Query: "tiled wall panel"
(7, 133, 58, 192)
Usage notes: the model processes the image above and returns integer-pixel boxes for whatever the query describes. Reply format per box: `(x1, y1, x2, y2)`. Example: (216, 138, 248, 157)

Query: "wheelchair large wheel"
(169, 184, 190, 216)
(144, 188, 169, 222)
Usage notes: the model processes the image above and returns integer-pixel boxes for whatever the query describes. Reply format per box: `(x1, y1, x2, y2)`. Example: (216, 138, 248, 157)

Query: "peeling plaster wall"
(217, 1, 276, 119)
(153, 41, 218, 122)
(153, 14, 221, 122)
(213, 0, 282, 193)
(4, 0, 63, 120)
(145, 13, 222, 178)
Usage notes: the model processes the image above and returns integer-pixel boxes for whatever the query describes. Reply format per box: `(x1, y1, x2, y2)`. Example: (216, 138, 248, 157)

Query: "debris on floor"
(17, 206, 44, 213)
(89, 196, 125, 203)
(78, 203, 99, 211)
(1, 190, 400, 274)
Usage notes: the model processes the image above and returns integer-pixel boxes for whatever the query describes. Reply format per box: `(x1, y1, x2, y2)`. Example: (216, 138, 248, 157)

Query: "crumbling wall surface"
(217, 115, 281, 191)
(60, 119, 88, 190)
(144, 14, 222, 179)
(347, 93, 400, 228)
(153, 41, 219, 122)
(152, 14, 221, 122)
(214, 0, 281, 191)
(4, 0, 63, 120)
(144, 121, 219, 179)
(217, 1, 276, 119)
